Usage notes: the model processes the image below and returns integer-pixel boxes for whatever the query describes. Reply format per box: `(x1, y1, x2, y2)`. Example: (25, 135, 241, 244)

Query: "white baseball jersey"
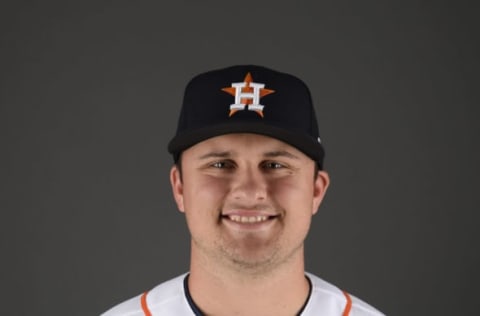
(101, 272, 384, 316)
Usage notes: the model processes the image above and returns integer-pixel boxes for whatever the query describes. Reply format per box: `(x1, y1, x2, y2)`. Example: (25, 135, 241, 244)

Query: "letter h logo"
(222, 72, 275, 117)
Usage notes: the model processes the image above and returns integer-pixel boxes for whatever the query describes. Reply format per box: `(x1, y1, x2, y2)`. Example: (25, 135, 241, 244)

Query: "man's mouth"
(221, 214, 278, 223)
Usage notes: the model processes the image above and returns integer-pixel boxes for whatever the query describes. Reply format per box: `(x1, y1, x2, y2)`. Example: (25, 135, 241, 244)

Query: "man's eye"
(211, 161, 233, 169)
(264, 162, 284, 169)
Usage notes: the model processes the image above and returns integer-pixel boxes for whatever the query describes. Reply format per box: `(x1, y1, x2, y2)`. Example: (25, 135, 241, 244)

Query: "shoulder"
(101, 274, 191, 316)
(303, 272, 385, 316)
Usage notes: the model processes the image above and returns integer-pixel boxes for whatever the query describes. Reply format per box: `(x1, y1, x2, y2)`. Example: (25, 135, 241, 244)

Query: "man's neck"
(188, 252, 310, 316)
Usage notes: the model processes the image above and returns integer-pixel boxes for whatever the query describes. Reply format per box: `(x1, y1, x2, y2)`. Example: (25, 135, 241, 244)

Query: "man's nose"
(230, 166, 267, 202)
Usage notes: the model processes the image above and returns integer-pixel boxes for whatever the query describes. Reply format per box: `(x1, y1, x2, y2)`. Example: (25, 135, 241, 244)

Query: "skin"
(170, 133, 330, 316)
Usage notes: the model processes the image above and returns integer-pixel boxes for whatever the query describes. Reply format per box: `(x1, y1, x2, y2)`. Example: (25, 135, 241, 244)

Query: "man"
(102, 65, 384, 315)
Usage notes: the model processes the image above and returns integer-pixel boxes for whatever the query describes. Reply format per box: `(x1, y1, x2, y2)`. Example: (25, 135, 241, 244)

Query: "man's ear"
(312, 170, 330, 215)
(170, 165, 185, 213)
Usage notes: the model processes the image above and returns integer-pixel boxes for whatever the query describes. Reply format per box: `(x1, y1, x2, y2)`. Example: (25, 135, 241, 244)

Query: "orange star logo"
(221, 72, 275, 117)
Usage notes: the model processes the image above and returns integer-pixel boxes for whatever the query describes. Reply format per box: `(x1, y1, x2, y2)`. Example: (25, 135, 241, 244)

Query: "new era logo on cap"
(168, 65, 325, 169)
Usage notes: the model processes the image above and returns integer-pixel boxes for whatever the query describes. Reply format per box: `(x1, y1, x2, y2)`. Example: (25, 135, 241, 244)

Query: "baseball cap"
(168, 65, 325, 169)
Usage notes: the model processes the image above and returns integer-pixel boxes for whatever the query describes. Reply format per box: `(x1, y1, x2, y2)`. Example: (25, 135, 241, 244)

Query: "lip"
(221, 209, 278, 217)
(220, 210, 280, 231)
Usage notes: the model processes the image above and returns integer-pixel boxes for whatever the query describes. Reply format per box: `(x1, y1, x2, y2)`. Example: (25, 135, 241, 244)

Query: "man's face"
(170, 133, 329, 273)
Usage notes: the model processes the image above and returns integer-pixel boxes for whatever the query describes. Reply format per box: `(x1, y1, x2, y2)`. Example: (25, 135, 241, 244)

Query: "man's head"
(168, 65, 325, 170)
(168, 66, 330, 274)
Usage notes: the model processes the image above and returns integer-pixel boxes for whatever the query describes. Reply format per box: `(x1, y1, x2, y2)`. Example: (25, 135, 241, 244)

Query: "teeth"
(228, 215, 269, 223)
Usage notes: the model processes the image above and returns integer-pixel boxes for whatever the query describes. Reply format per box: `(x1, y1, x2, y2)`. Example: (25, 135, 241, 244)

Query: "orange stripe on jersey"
(141, 291, 152, 316)
(342, 291, 352, 316)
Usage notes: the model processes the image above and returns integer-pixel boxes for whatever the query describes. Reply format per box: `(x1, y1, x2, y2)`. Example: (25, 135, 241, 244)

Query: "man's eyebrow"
(263, 150, 300, 159)
(198, 151, 233, 160)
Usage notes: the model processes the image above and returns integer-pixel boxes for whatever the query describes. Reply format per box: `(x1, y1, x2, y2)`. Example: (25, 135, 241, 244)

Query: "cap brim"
(168, 122, 324, 167)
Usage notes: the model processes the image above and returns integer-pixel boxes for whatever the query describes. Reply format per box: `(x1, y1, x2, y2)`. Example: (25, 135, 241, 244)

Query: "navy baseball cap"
(168, 65, 325, 169)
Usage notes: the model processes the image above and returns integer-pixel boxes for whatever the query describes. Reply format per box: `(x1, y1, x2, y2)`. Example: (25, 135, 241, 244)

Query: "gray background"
(1, 1, 478, 315)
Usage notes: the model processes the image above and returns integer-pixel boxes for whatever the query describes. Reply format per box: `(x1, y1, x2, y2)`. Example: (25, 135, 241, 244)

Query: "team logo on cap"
(222, 72, 275, 117)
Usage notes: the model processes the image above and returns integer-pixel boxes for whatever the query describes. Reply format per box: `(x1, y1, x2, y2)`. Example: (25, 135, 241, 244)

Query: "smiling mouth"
(221, 215, 278, 223)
